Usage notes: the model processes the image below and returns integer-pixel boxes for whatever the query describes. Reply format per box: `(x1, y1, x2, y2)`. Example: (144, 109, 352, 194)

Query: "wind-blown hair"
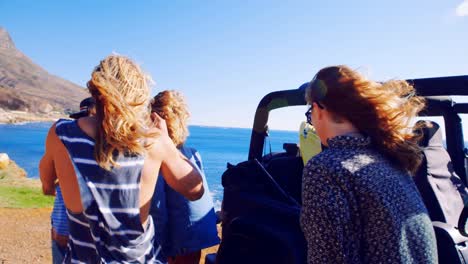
(150, 90, 190, 147)
(305, 65, 425, 174)
(87, 55, 155, 170)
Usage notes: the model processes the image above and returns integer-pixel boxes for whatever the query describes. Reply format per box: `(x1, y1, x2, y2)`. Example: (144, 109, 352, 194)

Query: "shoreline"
(0, 110, 296, 132)
(0, 109, 68, 124)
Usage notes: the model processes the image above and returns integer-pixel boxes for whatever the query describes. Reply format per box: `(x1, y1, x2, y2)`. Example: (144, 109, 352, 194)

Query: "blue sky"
(1, 0, 467, 131)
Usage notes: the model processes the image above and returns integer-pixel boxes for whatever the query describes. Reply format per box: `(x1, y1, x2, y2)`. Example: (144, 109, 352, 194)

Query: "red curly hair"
(305, 65, 425, 173)
(150, 90, 190, 147)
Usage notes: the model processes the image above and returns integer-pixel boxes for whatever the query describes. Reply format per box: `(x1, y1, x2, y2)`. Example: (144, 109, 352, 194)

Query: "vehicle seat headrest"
(415, 120, 443, 148)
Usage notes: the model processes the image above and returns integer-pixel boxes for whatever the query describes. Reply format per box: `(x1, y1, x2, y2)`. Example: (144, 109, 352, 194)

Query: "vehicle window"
(452, 96, 468, 148)
(266, 106, 306, 153)
(460, 114, 468, 149)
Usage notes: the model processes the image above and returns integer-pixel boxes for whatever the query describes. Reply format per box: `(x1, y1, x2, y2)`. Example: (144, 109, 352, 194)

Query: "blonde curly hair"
(150, 90, 190, 147)
(87, 55, 155, 170)
(305, 65, 426, 174)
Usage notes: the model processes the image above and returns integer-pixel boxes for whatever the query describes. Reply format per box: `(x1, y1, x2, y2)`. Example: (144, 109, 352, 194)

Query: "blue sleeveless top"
(55, 119, 162, 263)
(151, 146, 219, 260)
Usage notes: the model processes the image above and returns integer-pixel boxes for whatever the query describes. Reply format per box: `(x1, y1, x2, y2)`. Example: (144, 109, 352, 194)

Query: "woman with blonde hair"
(300, 65, 437, 263)
(150, 90, 219, 264)
(40, 55, 204, 263)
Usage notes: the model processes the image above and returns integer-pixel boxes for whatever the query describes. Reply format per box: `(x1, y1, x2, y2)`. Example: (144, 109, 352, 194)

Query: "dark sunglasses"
(304, 102, 324, 125)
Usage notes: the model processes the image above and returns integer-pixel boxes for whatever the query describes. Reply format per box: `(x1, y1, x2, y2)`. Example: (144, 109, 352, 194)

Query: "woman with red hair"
(300, 65, 437, 263)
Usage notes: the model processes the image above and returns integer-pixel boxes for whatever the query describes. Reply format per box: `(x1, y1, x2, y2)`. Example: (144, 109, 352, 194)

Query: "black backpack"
(216, 154, 307, 264)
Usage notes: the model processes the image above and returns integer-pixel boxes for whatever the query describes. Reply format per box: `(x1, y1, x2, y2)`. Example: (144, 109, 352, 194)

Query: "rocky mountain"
(0, 27, 88, 114)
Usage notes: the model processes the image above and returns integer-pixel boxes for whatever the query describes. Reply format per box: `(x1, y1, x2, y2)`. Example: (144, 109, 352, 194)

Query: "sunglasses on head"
(304, 77, 328, 125)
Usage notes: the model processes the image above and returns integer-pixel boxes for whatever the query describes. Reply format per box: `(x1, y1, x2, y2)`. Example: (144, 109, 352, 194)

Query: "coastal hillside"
(0, 27, 88, 118)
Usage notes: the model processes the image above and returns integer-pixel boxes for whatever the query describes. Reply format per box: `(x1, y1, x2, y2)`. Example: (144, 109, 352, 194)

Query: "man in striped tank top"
(40, 55, 204, 263)
(150, 91, 220, 264)
(40, 97, 96, 264)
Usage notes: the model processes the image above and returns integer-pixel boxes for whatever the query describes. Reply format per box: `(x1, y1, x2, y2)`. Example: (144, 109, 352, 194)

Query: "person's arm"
(300, 159, 357, 264)
(39, 123, 58, 196)
(149, 113, 204, 201)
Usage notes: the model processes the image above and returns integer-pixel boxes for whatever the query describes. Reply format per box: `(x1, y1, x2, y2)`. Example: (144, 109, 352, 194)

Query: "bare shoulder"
(44, 122, 61, 150)
(46, 122, 58, 136)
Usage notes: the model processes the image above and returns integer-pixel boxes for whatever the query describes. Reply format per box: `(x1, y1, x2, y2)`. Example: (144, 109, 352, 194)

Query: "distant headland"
(0, 27, 88, 124)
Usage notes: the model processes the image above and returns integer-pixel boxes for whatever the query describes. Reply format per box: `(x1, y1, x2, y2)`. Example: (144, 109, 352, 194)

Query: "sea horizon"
(1, 119, 298, 132)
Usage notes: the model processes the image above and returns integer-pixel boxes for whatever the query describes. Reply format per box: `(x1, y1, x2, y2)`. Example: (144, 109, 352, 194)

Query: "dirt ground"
(0, 208, 53, 263)
(0, 207, 219, 263)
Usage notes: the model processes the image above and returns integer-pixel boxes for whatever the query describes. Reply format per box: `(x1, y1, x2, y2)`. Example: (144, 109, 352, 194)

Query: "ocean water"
(0, 122, 298, 208)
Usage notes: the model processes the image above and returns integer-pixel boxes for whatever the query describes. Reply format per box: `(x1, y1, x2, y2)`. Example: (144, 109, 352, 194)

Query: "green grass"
(0, 185, 54, 208)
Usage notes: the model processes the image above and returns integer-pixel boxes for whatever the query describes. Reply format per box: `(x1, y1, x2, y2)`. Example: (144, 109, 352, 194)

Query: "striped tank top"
(55, 119, 162, 263)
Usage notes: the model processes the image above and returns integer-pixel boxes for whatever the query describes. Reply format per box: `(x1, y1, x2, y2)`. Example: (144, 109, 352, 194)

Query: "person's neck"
(78, 116, 98, 139)
(325, 122, 360, 141)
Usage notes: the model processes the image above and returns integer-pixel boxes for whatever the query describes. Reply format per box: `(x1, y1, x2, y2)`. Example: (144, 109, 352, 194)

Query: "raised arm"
(149, 113, 204, 201)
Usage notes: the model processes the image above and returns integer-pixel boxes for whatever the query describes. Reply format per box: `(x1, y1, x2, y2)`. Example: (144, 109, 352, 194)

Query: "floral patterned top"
(300, 134, 437, 264)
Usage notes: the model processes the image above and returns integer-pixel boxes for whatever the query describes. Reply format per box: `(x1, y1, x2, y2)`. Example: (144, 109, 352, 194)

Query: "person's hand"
(150, 112, 169, 137)
(42, 182, 56, 196)
(149, 112, 175, 151)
